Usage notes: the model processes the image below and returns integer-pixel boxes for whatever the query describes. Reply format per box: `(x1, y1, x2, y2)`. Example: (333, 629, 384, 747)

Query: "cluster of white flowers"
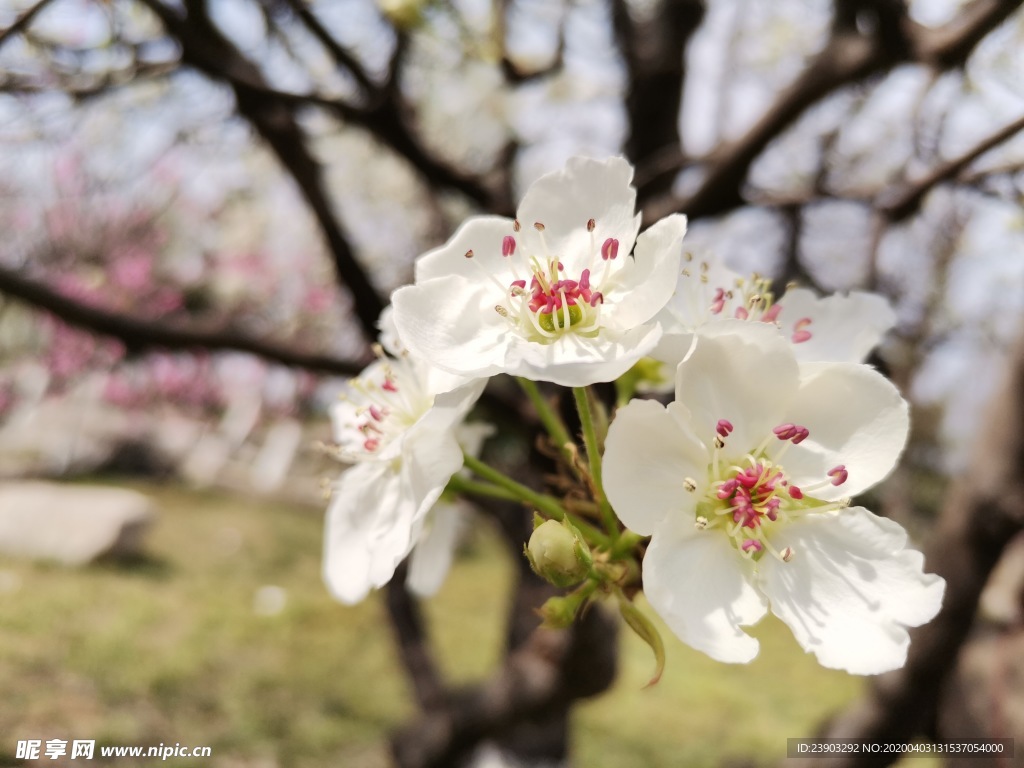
(322, 156, 944, 676)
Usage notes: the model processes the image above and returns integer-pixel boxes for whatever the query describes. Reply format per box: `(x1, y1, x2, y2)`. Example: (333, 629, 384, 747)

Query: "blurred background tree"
(1, 1, 1023, 766)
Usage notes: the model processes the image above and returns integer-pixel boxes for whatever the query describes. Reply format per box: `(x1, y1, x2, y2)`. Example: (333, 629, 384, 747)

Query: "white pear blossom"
(651, 253, 897, 372)
(391, 156, 686, 387)
(322, 321, 487, 604)
(602, 322, 944, 674)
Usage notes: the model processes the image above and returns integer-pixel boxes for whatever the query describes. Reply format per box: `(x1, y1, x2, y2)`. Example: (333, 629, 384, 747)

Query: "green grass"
(0, 482, 928, 767)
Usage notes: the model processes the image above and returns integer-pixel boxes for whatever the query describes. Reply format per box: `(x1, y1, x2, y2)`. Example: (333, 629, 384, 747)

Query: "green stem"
(461, 452, 609, 548)
(516, 377, 578, 470)
(446, 474, 520, 503)
(573, 386, 618, 539)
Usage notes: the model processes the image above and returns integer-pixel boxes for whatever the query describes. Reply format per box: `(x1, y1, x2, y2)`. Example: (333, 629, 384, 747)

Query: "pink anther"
(601, 238, 619, 261)
(828, 465, 849, 486)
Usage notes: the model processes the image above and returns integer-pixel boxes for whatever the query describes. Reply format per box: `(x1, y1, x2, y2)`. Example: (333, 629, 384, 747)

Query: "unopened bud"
(526, 519, 591, 588)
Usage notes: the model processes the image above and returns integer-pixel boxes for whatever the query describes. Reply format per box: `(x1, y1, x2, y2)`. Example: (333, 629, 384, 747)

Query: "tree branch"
(0, 263, 363, 376)
(137, 0, 386, 342)
(0, 0, 55, 50)
(643, 0, 1023, 224)
(386, 562, 447, 712)
(390, 606, 618, 768)
(279, 0, 377, 99)
(614, 0, 706, 203)
(879, 111, 1024, 222)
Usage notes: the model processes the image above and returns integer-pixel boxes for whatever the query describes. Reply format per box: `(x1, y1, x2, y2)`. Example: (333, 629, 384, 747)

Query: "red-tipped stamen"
(828, 465, 849, 486)
(792, 317, 813, 344)
(601, 237, 619, 261)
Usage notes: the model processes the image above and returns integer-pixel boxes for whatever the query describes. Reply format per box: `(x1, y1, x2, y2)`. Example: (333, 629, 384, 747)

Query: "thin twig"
(879, 111, 1024, 222)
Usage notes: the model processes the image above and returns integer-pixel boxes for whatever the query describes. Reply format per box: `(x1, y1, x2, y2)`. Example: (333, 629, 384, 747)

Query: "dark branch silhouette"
(0, 264, 363, 376)
(879, 111, 1024, 222)
(642, 0, 1023, 223)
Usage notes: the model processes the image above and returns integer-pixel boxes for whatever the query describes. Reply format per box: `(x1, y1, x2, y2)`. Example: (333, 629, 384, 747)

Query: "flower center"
(687, 418, 850, 563)
(472, 218, 619, 344)
(329, 350, 431, 459)
(683, 257, 815, 344)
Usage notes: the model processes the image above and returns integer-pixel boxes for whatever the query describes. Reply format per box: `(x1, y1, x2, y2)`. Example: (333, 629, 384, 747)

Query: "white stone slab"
(0, 482, 156, 565)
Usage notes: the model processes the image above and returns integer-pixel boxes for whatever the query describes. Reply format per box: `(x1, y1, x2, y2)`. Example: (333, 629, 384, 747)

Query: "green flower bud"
(526, 519, 591, 588)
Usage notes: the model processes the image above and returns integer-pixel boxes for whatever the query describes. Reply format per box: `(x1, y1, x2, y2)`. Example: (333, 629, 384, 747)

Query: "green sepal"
(617, 593, 666, 688)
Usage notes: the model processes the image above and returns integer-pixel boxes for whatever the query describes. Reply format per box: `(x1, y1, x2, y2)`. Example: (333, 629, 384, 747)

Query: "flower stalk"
(460, 451, 610, 548)
(573, 386, 618, 540)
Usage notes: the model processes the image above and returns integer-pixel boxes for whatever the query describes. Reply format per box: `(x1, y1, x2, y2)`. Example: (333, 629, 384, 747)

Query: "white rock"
(0, 482, 156, 565)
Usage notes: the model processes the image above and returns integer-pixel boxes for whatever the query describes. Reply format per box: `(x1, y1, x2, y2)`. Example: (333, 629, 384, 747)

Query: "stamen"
(779, 546, 795, 562)
(601, 238, 619, 261)
(716, 419, 734, 438)
(710, 288, 726, 315)
(513, 219, 521, 232)
(502, 236, 516, 257)
(495, 305, 508, 317)
(695, 516, 709, 530)
(684, 477, 697, 492)
(828, 465, 848, 486)
(773, 423, 797, 440)
(792, 317, 813, 344)
(741, 539, 763, 556)
(533, 222, 545, 231)
(773, 423, 809, 444)
(762, 303, 782, 323)
(465, 249, 474, 259)
(587, 218, 595, 232)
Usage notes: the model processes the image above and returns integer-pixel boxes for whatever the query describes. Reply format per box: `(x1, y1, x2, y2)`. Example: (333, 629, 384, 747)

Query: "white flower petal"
(392, 277, 510, 379)
(415, 216, 515, 283)
(407, 502, 464, 597)
(610, 213, 687, 330)
(649, 332, 697, 376)
(778, 288, 897, 363)
(760, 507, 945, 675)
(507, 322, 663, 386)
(402, 382, 486, 514)
(323, 462, 412, 604)
(777, 362, 909, 500)
(516, 156, 641, 273)
(644, 520, 768, 663)
(377, 305, 475, 395)
(603, 398, 708, 535)
(675, 322, 798, 452)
